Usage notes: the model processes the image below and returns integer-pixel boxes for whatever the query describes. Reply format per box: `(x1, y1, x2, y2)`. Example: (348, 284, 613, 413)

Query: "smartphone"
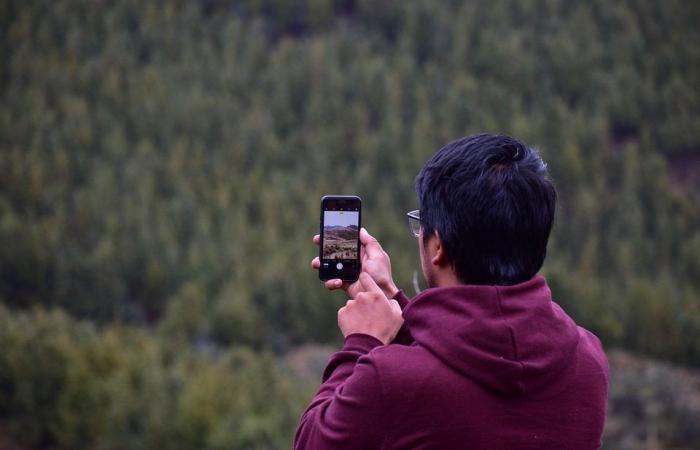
(319, 195, 362, 282)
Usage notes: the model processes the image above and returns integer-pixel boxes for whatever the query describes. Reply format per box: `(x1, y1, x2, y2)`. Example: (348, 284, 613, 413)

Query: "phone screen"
(319, 196, 361, 281)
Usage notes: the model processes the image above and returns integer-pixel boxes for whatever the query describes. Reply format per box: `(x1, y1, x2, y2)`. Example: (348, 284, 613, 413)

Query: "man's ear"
(430, 231, 450, 268)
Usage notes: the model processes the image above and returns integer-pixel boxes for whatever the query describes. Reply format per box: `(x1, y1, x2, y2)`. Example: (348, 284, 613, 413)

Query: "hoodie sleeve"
(294, 333, 387, 450)
(393, 289, 411, 309)
(392, 290, 414, 345)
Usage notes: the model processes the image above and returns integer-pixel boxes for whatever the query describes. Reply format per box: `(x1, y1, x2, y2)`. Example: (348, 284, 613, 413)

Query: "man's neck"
(431, 269, 462, 288)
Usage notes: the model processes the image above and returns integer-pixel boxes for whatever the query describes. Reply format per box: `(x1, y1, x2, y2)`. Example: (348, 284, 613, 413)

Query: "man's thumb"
(360, 227, 378, 245)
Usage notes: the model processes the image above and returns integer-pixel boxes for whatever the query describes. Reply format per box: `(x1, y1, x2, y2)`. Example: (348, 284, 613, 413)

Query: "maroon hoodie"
(294, 276, 609, 450)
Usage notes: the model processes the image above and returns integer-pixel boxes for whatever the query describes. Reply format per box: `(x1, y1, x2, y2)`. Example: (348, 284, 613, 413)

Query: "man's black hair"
(415, 134, 556, 286)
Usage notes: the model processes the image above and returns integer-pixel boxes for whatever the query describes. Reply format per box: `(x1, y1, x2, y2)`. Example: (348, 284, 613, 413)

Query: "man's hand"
(337, 273, 404, 345)
(311, 228, 399, 299)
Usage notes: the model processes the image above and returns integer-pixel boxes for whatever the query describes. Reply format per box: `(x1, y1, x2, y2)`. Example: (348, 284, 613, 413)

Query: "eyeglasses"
(406, 209, 421, 237)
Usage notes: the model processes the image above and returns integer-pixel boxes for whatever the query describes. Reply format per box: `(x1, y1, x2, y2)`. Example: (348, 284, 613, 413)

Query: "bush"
(0, 305, 315, 450)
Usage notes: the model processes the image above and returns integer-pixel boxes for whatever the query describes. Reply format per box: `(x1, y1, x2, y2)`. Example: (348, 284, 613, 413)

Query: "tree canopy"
(1, 0, 699, 448)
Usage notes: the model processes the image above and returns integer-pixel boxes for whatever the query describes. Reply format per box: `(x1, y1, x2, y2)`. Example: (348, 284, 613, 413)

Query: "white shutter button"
(336, 262, 343, 270)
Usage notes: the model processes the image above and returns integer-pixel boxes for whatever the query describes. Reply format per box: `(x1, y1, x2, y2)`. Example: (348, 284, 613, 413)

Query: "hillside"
(0, 0, 699, 448)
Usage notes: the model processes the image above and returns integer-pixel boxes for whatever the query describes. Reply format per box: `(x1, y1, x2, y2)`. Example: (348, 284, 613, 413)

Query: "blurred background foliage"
(0, 0, 699, 448)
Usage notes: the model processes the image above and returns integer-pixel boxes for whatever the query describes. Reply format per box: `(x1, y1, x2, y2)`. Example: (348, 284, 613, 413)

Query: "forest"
(1, 0, 699, 448)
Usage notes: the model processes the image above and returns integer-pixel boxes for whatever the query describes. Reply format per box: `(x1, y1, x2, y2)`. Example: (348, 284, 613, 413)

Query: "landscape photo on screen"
(323, 210, 359, 259)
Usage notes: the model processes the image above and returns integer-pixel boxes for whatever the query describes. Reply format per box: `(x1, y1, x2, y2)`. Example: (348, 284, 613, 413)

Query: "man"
(294, 134, 609, 450)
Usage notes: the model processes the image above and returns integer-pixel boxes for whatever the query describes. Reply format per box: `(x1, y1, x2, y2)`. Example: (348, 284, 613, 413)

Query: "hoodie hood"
(403, 275, 580, 395)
